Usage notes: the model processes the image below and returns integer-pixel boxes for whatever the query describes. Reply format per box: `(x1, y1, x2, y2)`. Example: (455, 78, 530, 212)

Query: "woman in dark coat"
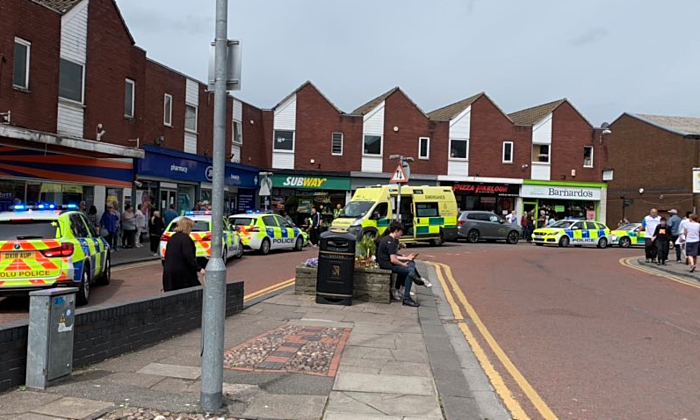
(162, 217, 204, 292)
(149, 210, 165, 256)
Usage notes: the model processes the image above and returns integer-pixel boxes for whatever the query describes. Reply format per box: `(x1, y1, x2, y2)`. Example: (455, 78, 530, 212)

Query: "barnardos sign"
(521, 185, 601, 201)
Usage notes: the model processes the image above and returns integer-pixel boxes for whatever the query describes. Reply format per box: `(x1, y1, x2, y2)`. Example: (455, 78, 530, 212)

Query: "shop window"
(532, 144, 550, 163)
(125, 79, 135, 118)
(502, 141, 513, 164)
(450, 139, 467, 159)
(164, 94, 173, 126)
(418, 137, 430, 160)
(185, 104, 198, 132)
(332, 132, 343, 156)
(233, 120, 243, 145)
(363, 135, 382, 156)
(59, 58, 84, 103)
(583, 146, 594, 168)
(13, 38, 30, 90)
(416, 202, 439, 218)
(274, 130, 294, 151)
(262, 215, 278, 227)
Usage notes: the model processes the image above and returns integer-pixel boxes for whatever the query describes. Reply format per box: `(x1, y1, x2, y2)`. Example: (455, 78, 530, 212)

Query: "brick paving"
(223, 324, 351, 377)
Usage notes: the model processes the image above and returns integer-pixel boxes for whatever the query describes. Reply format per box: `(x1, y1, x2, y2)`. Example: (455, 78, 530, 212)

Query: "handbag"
(100, 229, 109, 238)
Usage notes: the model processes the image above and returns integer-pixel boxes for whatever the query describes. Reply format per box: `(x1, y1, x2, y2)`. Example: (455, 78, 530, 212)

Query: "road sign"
(390, 164, 409, 184)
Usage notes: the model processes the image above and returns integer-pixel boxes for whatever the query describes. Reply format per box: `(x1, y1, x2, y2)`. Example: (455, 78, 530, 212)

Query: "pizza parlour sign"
(452, 183, 519, 196)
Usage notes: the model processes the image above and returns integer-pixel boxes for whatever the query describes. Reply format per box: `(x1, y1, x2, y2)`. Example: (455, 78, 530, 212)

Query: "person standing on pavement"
(162, 217, 204, 292)
(652, 217, 673, 266)
(310, 207, 321, 247)
(667, 209, 682, 263)
(164, 204, 178, 226)
(538, 210, 547, 229)
(376, 221, 422, 307)
(333, 203, 343, 219)
(135, 204, 146, 248)
(148, 210, 165, 256)
(100, 204, 119, 251)
(121, 204, 137, 248)
(683, 214, 700, 273)
(506, 210, 518, 225)
(642, 208, 661, 263)
(678, 211, 692, 264)
(520, 213, 529, 241)
(86, 205, 99, 233)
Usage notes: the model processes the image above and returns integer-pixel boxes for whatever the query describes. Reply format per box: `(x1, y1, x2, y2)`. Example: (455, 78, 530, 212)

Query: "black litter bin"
(316, 230, 356, 305)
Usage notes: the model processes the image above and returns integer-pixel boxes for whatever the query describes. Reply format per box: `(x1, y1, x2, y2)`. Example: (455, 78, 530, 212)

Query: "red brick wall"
(383, 90, 447, 175)
(606, 114, 699, 223)
(550, 102, 598, 182)
(195, 86, 213, 156)
(240, 101, 266, 167)
(294, 84, 363, 172)
(261, 110, 274, 168)
(143, 61, 186, 152)
(0, 0, 60, 133)
(84, 0, 146, 146)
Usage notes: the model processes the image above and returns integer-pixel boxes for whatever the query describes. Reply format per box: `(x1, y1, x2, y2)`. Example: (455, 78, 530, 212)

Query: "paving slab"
(13, 414, 69, 420)
(326, 391, 442, 418)
(324, 413, 402, 420)
(333, 372, 435, 396)
(380, 361, 433, 377)
(32, 397, 113, 420)
(98, 372, 166, 388)
(243, 393, 327, 420)
(136, 363, 201, 380)
(0, 390, 63, 415)
(149, 377, 198, 394)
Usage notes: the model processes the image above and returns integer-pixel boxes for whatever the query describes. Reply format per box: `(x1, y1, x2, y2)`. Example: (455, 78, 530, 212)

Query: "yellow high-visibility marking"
(619, 257, 700, 290)
(429, 263, 531, 420)
(435, 262, 559, 420)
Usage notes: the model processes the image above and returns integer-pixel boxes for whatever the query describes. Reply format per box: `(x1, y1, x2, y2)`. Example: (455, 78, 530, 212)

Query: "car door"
(570, 221, 585, 244)
(276, 216, 296, 249)
(261, 215, 281, 249)
(489, 214, 508, 240)
(80, 213, 106, 276)
(69, 213, 94, 279)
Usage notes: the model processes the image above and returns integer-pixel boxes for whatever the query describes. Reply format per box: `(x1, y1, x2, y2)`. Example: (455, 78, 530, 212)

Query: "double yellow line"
(619, 257, 700, 290)
(243, 278, 295, 302)
(428, 262, 558, 420)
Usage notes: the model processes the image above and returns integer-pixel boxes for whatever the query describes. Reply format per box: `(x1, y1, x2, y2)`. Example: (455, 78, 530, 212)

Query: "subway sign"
(271, 175, 350, 191)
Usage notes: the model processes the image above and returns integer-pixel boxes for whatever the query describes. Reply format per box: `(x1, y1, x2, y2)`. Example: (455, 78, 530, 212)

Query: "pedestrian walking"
(121, 204, 137, 248)
(148, 210, 165, 256)
(652, 217, 673, 265)
(667, 209, 682, 263)
(506, 210, 518, 225)
(642, 208, 661, 263)
(100, 204, 119, 251)
(684, 214, 700, 272)
(86, 205, 99, 233)
(135, 204, 146, 248)
(162, 217, 204, 292)
(164, 204, 178, 225)
(678, 211, 692, 264)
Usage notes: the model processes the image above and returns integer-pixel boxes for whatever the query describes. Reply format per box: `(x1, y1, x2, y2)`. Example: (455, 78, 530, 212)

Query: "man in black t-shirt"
(376, 221, 421, 307)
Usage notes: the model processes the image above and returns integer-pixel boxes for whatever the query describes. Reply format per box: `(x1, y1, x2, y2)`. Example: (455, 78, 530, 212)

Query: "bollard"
(26, 287, 78, 390)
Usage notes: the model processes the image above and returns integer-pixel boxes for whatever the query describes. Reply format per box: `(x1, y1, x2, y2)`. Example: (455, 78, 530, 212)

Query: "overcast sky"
(117, 0, 700, 125)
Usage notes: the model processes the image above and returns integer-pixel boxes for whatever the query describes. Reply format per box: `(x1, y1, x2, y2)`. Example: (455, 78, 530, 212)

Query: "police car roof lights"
(185, 211, 212, 216)
(10, 203, 77, 212)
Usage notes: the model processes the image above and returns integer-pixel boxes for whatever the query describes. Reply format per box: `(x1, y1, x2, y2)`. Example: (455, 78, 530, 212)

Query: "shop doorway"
(160, 189, 177, 212)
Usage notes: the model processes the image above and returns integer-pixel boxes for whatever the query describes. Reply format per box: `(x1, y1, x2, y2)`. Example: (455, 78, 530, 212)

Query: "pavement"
(110, 241, 160, 267)
(0, 260, 496, 420)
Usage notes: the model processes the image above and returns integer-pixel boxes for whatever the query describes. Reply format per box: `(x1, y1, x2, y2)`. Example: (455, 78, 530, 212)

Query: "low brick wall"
(0, 281, 243, 393)
(295, 266, 391, 304)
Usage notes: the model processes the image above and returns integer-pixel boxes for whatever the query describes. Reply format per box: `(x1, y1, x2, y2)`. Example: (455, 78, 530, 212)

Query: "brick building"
(605, 113, 700, 225)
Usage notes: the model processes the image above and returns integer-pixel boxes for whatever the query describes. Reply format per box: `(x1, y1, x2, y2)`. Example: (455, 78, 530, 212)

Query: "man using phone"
(376, 221, 424, 307)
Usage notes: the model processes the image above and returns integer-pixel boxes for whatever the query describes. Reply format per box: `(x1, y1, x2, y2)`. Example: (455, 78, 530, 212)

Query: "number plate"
(2, 252, 32, 260)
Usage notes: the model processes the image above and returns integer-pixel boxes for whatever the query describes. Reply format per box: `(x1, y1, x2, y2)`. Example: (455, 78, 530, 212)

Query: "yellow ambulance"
(331, 185, 458, 245)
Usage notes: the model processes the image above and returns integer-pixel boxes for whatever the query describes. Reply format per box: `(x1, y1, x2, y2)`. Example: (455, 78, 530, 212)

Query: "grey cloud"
(569, 27, 609, 47)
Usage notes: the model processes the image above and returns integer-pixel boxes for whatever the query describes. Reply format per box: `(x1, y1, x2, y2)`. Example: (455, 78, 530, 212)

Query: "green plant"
(355, 234, 378, 268)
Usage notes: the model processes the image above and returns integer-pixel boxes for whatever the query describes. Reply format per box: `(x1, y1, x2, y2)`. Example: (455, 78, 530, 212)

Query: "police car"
(0, 204, 111, 305)
(532, 219, 611, 248)
(610, 223, 645, 248)
(229, 212, 307, 255)
(160, 211, 243, 264)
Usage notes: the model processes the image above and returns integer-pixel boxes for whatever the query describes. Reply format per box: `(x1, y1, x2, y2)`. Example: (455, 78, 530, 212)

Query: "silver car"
(458, 211, 522, 244)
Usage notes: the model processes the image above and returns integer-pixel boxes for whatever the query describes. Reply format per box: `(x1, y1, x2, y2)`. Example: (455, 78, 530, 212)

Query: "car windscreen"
(0, 220, 59, 240)
(548, 220, 575, 229)
(342, 201, 374, 218)
(618, 223, 638, 231)
(230, 217, 254, 226)
(167, 220, 210, 232)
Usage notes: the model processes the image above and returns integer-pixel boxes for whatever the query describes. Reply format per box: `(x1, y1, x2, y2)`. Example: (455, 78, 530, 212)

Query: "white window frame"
(532, 144, 550, 164)
(331, 132, 343, 156)
(13, 37, 31, 90)
(449, 139, 468, 160)
(363, 134, 383, 157)
(124, 78, 135, 118)
(163, 93, 172, 126)
(583, 146, 594, 168)
(502, 141, 514, 164)
(233, 120, 243, 145)
(185, 104, 198, 133)
(58, 58, 85, 105)
(418, 137, 430, 160)
(273, 130, 295, 153)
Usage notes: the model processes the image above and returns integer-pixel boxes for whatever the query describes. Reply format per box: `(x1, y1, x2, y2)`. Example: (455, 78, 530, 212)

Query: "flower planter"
(295, 266, 392, 304)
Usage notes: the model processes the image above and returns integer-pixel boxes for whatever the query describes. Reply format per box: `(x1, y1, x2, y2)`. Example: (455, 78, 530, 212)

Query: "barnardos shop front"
(521, 180, 607, 224)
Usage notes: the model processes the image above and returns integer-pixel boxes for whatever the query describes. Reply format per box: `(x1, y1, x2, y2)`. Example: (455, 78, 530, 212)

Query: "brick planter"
(295, 266, 392, 304)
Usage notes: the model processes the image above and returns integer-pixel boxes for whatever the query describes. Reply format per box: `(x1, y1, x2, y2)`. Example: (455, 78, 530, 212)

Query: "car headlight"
(351, 219, 363, 227)
(611, 234, 618, 241)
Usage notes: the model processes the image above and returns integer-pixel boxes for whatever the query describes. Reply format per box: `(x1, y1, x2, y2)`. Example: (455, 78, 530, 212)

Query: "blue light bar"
(185, 211, 212, 216)
(65, 204, 77, 209)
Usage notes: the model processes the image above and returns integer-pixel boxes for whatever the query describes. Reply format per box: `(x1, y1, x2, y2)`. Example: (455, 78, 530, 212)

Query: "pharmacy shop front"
(520, 181, 607, 224)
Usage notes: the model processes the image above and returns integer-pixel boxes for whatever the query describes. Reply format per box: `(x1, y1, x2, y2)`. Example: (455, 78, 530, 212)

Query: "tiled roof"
(508, 99, 566, 125)
(352, 87, 399, 116)
(33, 0, 83, 13)
(427, 93, 484, 121)
(634, 114, 700, 137)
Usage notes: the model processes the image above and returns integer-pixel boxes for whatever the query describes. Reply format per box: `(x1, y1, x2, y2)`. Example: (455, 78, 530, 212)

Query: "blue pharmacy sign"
(137, 145, 259, 189)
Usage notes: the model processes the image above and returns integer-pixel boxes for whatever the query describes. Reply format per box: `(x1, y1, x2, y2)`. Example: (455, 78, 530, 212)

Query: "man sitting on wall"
(376, 221, 423, 307)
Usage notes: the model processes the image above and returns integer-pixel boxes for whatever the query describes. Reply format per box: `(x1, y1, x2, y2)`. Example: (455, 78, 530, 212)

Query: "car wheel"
(559, 236, 570, 248)
(598, 237, 608, 249)
(467, 229, 480, 244)
(506, 231, 519, 245)
(620, 237, 631, 248)
(235, 243, 244, 259)
(260, 238, 271, 255)
(77, 265, 90, 306)
(430, 232, 444, 246)
(97, 254, 111, 286)
(294, 236, 304, 251)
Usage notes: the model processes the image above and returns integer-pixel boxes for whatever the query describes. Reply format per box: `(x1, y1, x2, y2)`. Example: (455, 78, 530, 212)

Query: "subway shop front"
(521, 180, 608, 225)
